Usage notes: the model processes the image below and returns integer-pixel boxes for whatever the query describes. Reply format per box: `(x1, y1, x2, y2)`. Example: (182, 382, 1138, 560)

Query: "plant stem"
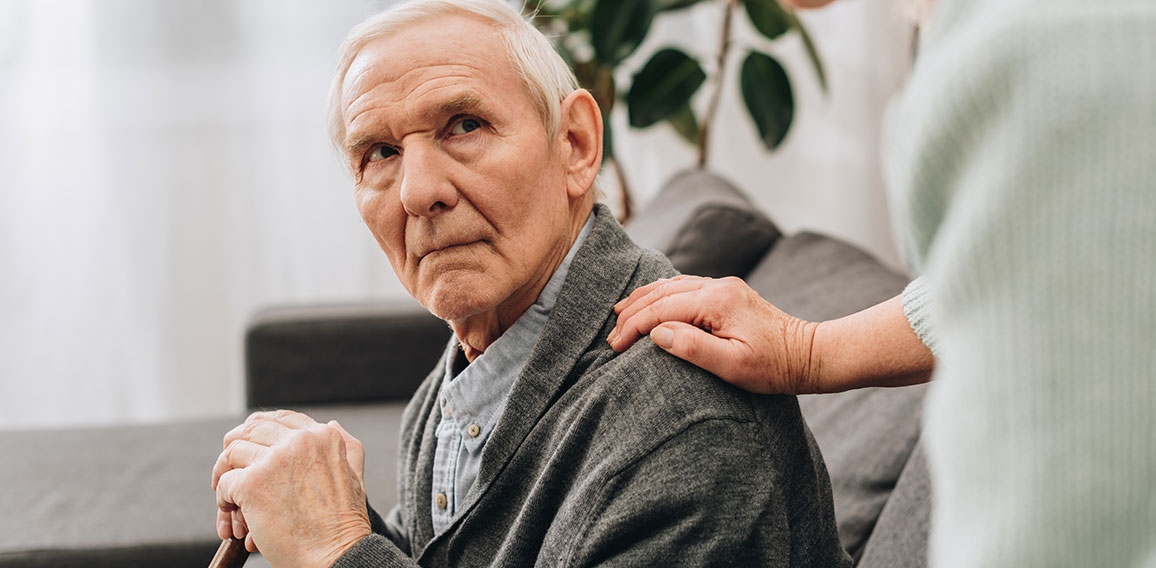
(612, 154, 633, 222)
(697, 0, 736, 168)
(592, 65, 631, 221)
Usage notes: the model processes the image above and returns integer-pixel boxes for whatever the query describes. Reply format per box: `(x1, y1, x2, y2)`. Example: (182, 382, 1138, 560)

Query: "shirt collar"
(440, 213, 595, 454)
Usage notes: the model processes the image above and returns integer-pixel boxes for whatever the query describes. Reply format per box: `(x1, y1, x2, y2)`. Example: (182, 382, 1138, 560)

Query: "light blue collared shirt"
(430, 214, 594, 535)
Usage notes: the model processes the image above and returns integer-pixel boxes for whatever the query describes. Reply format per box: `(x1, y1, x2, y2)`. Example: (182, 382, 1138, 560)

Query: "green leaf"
(740, 50, 794, 151)
(743, 0, 791, 41)
(590, 0, 657, 65)
(666, 103, 700, 146)
(788, 11, 827, 92)
(658, 0, 704, 12)
(626, 48, 706, 128)
(560, 0, 597, 32)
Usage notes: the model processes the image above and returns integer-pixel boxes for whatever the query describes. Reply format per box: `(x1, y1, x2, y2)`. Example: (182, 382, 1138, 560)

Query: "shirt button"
(467, 424, 481, 438)
(436, 493, 448, 510)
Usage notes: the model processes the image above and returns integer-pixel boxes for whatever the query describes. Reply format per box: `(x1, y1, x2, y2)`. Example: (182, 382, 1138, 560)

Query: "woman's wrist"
(808, 294, 935, 392)
(808, 319, 860, 393)
(779, 315, 826, 395)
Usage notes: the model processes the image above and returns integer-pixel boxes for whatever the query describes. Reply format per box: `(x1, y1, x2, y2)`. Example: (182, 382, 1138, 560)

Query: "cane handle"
(208, 537, 249, 568)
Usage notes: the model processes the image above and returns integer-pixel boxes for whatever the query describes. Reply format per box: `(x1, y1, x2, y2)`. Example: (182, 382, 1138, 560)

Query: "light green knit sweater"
(887, 0, 1156, 566)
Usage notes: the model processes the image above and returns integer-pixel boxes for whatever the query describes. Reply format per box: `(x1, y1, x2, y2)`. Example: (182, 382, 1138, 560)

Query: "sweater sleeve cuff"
(901, 276, 939, 357)
(329, 533, 417, 568)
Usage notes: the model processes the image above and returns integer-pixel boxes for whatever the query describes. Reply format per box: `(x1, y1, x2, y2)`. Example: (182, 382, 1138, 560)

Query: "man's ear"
(557, 89, 603, 200)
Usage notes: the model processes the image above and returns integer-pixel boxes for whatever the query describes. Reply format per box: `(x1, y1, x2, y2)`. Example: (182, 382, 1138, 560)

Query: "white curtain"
(0, 0, 407, 429)
(0, 0, 912, 430)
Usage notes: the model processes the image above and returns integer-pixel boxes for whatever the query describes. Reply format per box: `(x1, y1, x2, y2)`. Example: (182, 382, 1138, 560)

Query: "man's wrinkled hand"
(211, 410, 372, 568)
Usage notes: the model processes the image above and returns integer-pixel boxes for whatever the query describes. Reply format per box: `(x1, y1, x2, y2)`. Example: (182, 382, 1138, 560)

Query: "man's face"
(340, 14, 576, 323)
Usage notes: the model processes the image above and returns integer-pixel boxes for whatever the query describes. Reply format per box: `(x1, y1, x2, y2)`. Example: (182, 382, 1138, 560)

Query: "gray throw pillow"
(626, 169, 781, 278)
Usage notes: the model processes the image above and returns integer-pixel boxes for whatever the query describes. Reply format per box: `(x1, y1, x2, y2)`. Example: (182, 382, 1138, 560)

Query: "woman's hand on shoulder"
(609, 276, 935, 395)
(607, 275, 821, 395)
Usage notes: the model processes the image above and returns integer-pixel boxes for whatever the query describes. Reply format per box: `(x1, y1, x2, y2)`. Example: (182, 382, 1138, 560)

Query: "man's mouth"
(417, 239, 482, 260)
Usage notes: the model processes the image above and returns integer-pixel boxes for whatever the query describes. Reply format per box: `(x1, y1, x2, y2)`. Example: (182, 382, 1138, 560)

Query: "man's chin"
(409, 264, 498, 321)
(418, 286, 497, 323)
(424, 299, 487, 322)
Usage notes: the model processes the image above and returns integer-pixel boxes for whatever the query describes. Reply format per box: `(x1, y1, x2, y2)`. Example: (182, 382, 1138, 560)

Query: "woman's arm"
(607, 275, 933, 394)
(811, 292, 934, 391)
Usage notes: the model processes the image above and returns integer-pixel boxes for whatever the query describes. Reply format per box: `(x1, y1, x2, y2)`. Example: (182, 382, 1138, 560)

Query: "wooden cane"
(208, 537, 249, 568)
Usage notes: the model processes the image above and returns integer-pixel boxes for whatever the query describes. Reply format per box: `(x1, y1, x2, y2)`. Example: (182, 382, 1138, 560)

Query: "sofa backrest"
(246, 300, 451, 408)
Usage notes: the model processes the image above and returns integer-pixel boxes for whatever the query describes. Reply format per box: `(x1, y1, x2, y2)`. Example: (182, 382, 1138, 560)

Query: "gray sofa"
(0, 169, 930, 567)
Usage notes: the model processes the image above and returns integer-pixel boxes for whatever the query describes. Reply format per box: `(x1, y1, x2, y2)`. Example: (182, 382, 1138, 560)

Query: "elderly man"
(211, 0, 850, 566)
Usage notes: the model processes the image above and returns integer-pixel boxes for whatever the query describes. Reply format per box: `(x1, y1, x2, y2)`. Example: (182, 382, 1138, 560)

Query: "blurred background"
(0, 0, 915, 430)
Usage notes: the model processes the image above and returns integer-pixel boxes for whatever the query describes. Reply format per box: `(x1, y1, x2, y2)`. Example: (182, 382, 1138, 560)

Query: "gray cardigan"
(334, 205, 850, 567)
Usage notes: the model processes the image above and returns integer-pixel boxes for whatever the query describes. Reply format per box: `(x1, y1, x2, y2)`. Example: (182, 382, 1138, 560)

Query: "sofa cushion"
(857, 442, 932, 568)
(746, 231, 927, 561)
(626, 169, 781, 278)
(795, 386, 929, 561)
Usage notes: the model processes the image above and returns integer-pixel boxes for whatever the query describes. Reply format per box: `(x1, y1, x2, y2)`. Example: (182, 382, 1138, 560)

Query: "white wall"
(0, 0, 913, 430)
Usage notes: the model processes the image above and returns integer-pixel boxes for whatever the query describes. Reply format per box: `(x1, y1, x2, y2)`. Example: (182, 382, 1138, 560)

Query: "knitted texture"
(900, 277, 937, 357)
(886, 1, 1156, 566)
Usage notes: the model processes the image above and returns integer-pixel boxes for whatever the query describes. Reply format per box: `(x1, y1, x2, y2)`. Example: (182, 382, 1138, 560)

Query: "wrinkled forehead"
(340, 14, 514, 115)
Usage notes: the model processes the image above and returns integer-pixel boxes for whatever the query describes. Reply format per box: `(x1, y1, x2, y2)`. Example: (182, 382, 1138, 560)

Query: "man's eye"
(449, 117, 482, 135)
(367, 145, 398, 163)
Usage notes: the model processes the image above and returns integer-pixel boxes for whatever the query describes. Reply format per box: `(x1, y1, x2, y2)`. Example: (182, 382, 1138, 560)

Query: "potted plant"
(530, 0, 826, 221)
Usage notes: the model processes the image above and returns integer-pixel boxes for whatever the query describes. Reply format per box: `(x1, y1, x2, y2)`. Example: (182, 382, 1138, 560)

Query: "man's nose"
(398, 145, 459, 217)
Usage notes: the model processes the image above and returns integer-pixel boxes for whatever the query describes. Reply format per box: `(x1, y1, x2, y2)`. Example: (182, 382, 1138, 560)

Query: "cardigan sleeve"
(329, 534, 417, 568)
(900, 276, 938, 357)
(328, 504, 417, 568)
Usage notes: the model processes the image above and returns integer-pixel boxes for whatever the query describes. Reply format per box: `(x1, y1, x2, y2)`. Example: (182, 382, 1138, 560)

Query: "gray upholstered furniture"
(0, 169, 929, 567)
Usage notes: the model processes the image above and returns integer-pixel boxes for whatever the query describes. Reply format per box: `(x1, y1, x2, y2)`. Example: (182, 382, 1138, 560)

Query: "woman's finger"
(649, 321, 742, 379)
(614, 275, 708, 314)
(608, 289, 721, 352)
(615, 277, 714, 327)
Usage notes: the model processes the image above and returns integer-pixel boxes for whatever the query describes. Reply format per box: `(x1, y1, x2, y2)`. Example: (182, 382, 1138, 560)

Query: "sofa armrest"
(0, 404, 405, 567)
(245, 300, 451, 408)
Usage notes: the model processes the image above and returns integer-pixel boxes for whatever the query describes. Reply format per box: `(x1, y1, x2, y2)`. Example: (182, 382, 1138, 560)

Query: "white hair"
(326, 0, 580, 151)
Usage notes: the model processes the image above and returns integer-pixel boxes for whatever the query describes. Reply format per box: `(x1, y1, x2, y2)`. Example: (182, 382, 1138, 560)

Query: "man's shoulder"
(569, 336, 807, 458)
(632, 245, 679, 285)
(596, 339, 758, 419)
(567, 242, 806, 447)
